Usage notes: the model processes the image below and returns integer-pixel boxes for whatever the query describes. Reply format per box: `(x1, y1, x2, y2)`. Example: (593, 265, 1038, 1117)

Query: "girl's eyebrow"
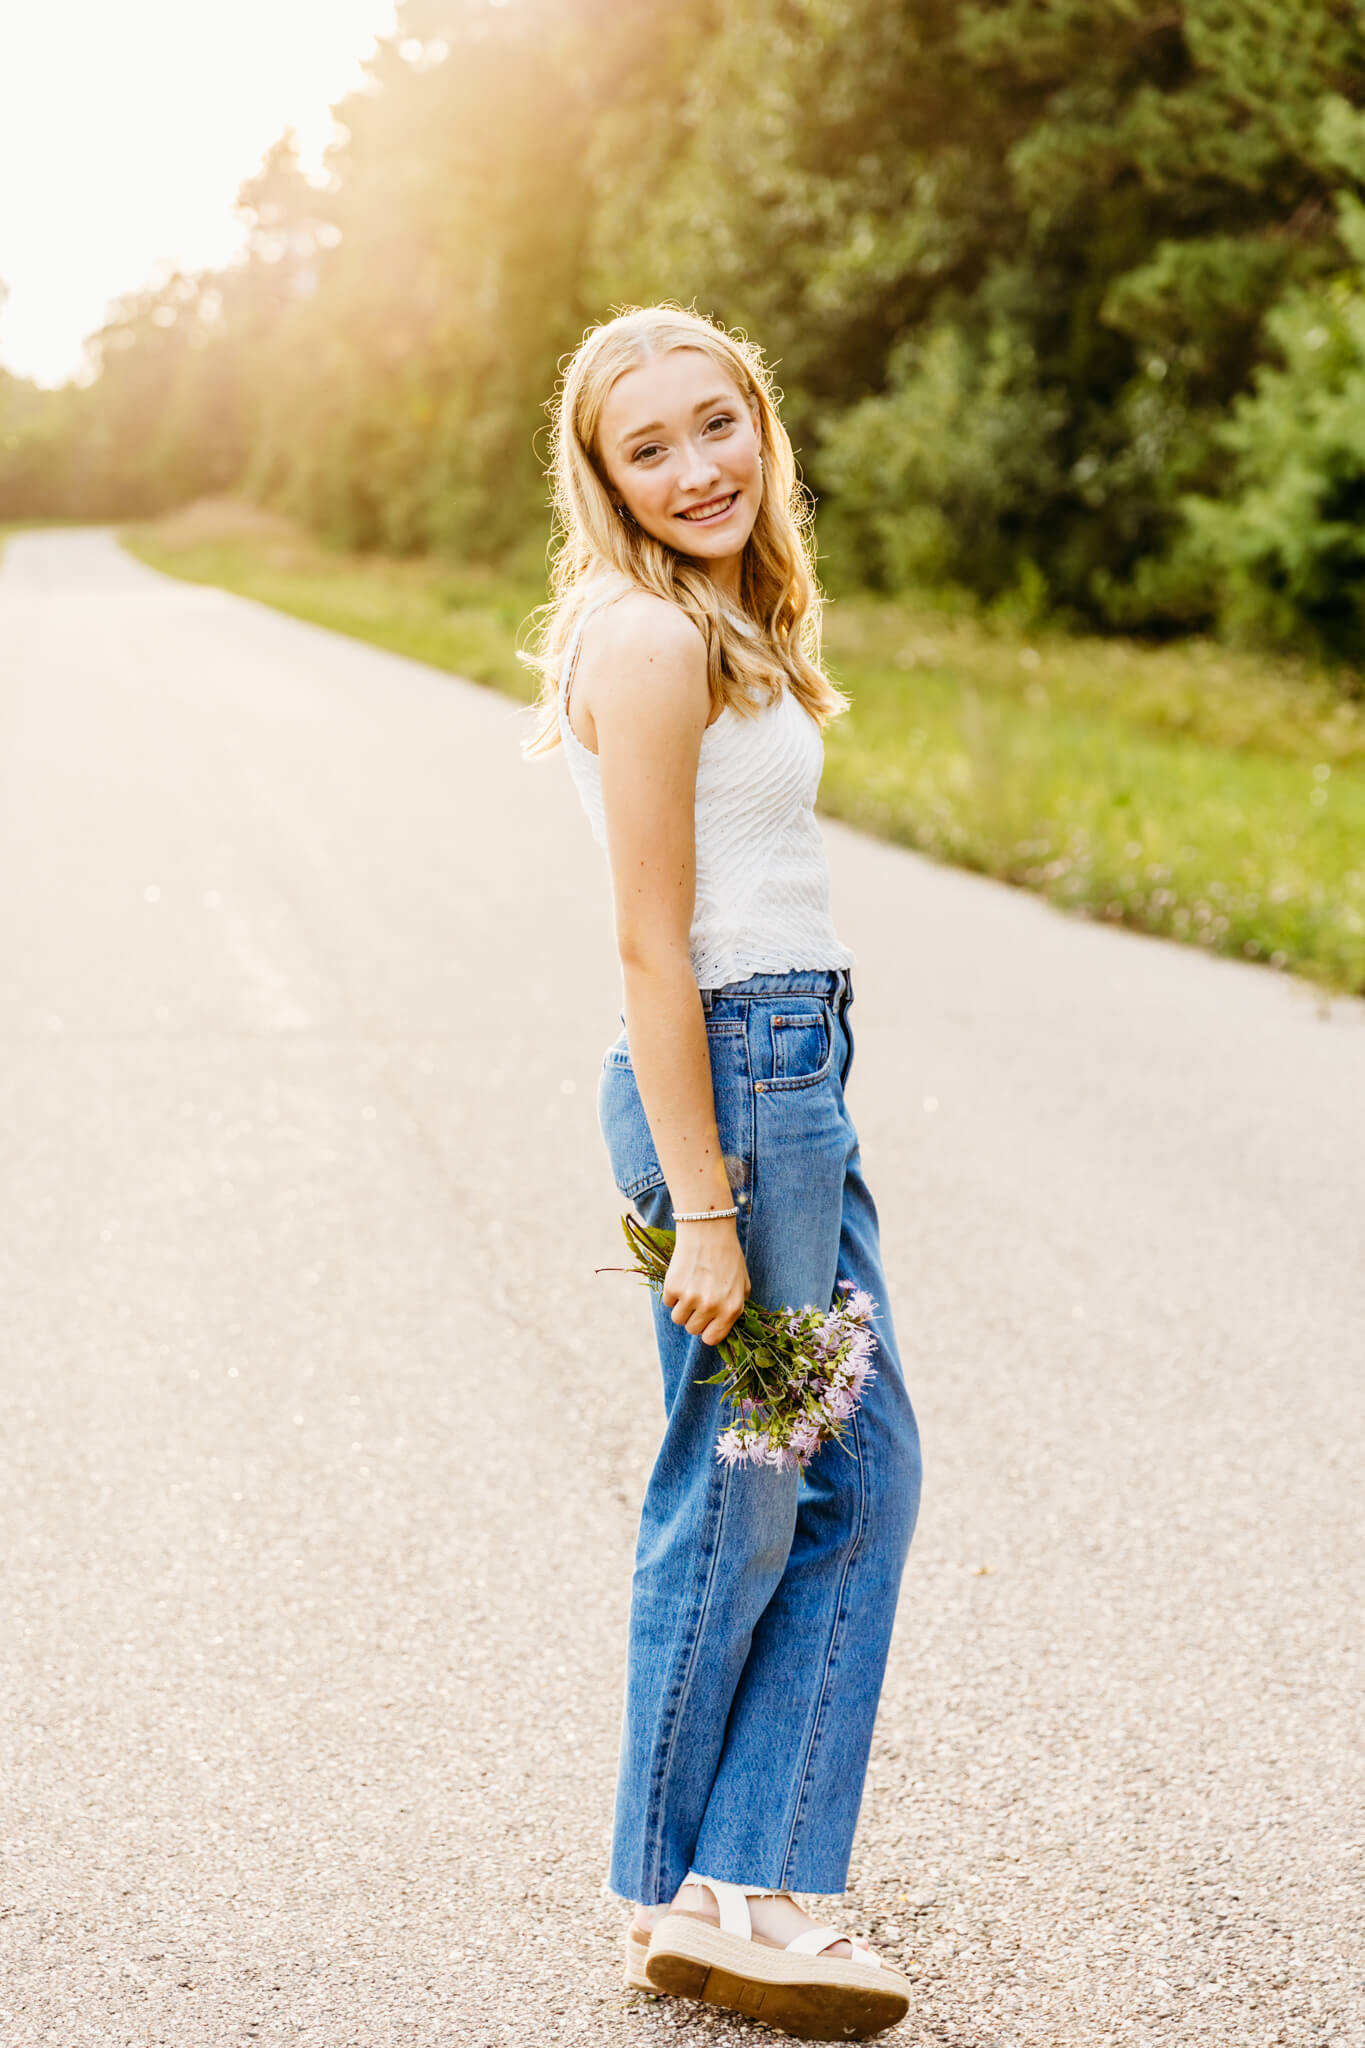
(617, 394, 737, 449)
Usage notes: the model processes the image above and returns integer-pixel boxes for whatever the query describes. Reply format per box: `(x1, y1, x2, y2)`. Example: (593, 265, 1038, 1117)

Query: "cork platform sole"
(644, 1910, 911, 2041)
(623, 1923, 654, 1991)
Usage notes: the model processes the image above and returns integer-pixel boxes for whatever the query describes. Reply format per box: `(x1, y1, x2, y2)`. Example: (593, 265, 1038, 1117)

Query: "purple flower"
(717, 1428, 766, 1467)
(706, 1276, 880, 1475)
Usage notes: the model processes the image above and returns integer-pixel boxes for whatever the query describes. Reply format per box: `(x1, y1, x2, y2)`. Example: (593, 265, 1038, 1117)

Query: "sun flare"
(0, 0, 396, 385)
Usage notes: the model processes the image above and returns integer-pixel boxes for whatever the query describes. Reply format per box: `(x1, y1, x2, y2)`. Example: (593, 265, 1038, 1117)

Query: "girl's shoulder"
(568, 586, 713, 758)
(570, 579, 706, 678)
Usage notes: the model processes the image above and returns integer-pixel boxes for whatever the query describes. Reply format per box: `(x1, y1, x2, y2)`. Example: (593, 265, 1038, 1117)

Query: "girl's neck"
(694, 553, 743, 606)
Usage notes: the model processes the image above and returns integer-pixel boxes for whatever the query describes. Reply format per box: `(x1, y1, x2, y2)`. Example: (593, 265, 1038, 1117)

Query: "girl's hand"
(662, 1221, 751, 1348)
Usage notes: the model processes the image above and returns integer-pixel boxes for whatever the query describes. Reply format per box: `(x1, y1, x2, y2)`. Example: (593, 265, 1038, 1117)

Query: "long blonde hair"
(519, 304, 848, 757)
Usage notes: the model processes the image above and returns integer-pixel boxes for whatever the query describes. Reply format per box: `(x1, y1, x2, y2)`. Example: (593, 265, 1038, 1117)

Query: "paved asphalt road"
(1, 528, 1361, 2048)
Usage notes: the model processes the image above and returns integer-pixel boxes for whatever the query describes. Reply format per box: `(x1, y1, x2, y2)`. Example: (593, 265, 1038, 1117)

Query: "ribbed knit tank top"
(556, 580, 855, 990)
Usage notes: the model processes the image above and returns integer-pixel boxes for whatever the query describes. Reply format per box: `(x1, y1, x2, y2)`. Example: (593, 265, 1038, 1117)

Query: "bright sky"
(0, 0, 398, 386)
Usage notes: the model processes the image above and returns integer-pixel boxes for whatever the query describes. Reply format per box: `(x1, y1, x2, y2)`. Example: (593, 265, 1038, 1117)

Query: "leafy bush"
(817, 316, 1067, 599)
(1181, 192, 1365, 663)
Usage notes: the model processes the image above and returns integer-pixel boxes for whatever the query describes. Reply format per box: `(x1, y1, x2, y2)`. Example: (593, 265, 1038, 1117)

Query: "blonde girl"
(522, 304, 922, 2041)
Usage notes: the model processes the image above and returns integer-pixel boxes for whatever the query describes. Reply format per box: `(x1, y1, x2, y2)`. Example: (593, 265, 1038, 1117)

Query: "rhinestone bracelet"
(673, 1204, 739, 1222)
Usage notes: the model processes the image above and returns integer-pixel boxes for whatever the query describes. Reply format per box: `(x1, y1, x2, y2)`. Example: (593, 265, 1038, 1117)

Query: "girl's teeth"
(682, 495, 734, 520)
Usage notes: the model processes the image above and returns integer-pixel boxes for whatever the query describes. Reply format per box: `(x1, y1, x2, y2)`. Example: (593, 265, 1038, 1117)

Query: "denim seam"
(777, 1401, 869, 1889)
(738, 1006, 759, 1231)
(641, 1455, 734, 1904)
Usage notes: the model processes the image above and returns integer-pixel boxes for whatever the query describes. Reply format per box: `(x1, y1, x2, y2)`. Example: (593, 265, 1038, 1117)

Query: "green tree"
(1182, 102, 1365, 660)
(815, 0, 1365, 618)
(6, 0, 1365, 660)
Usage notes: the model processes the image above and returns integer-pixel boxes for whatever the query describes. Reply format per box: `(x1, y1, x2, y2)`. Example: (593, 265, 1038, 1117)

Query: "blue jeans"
(596, 967, 923, 1905)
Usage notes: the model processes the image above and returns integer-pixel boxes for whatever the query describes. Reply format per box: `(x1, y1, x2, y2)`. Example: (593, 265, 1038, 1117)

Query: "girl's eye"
(705, 414, 735, 433)
(632, 443, 663, 463)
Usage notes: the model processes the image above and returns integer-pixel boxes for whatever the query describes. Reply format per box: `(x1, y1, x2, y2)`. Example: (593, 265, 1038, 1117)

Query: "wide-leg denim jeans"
(597, 967, 923, 1905)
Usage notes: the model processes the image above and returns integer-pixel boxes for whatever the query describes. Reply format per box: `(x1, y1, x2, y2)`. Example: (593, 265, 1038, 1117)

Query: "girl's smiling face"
(597, 347, 763, 584)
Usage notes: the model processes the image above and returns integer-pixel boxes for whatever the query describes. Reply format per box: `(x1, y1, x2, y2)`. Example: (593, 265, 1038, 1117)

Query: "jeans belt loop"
(700, 985, 714, 1015)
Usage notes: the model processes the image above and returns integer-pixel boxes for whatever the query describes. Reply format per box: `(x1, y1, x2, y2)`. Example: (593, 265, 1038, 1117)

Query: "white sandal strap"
(681, 1871, 780, 1943)
(786, 1924, 882, 1967)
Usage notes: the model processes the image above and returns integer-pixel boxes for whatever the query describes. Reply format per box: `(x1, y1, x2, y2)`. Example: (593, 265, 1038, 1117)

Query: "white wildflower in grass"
(606, 1214, 880, 1473)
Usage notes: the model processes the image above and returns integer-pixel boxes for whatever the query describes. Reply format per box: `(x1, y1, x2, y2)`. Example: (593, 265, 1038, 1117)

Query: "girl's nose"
(677, 439, 722, 492)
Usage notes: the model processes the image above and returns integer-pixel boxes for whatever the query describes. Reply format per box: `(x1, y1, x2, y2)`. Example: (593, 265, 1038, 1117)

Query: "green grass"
(123, 501, 541, 695)
(817, 597, 1365, 994)
(122, 500, 1365, 995)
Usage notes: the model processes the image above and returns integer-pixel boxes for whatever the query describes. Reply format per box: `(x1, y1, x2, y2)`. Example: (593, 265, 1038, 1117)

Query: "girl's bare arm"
(587, 594, 750, 1347)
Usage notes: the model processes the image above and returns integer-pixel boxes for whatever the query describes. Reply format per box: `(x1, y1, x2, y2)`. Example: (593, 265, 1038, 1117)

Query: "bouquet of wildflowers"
(609, 1213, 879, 1472)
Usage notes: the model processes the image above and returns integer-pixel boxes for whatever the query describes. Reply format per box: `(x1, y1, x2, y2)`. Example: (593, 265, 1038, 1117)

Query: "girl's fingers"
(669, 1295, 746, 1338)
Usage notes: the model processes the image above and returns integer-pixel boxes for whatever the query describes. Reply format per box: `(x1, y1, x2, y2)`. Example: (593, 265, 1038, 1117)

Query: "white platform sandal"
(644, 1872, 911, 2040)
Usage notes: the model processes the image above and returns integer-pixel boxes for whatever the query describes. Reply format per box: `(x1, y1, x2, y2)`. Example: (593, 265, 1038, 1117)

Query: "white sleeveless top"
(556, 581, 856, 990)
